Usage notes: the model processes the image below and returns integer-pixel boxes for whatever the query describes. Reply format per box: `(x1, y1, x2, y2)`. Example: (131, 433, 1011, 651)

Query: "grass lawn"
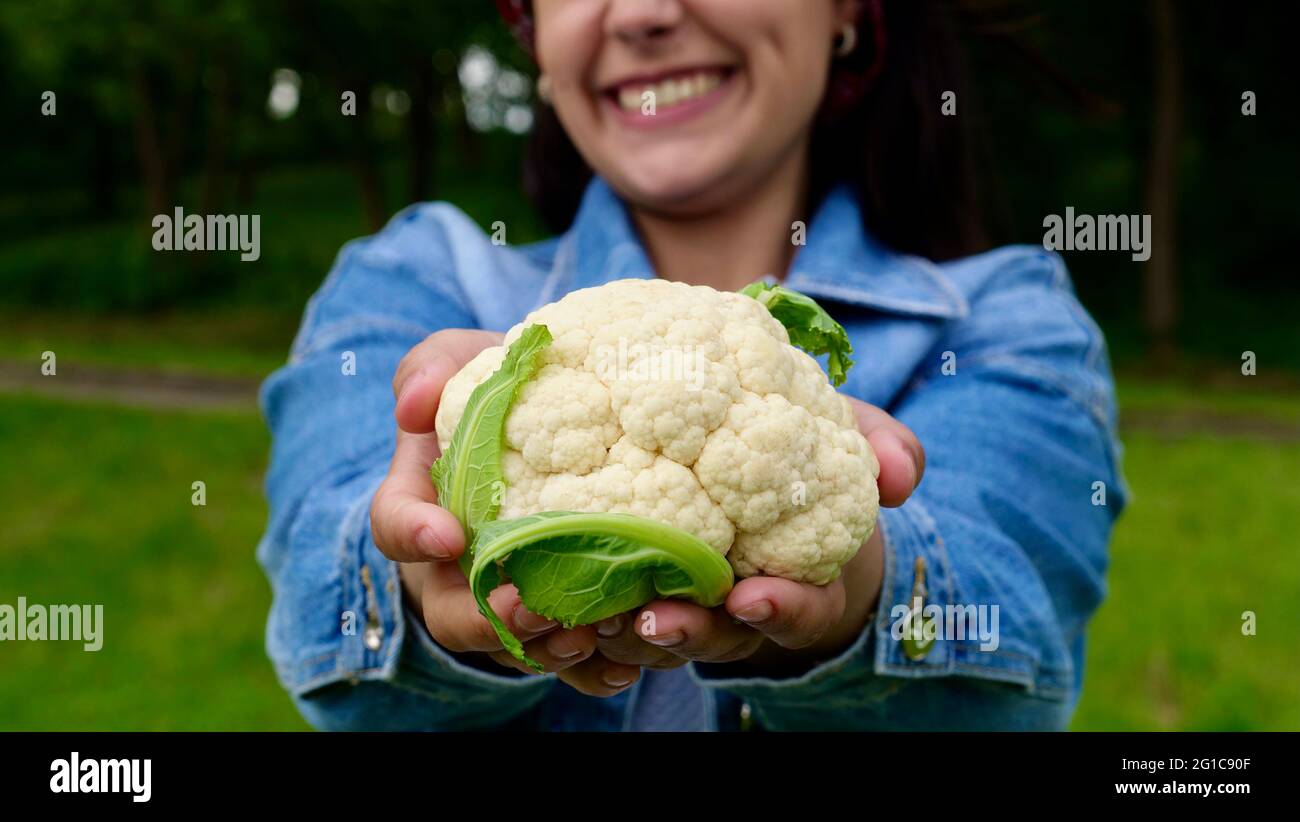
(0, 384, 1296, 730)
(1072, 430, 1300, 730)
(0, 394, 307, 730)
(0, 307, 294, 380)
(1117, 375, 1300, 424)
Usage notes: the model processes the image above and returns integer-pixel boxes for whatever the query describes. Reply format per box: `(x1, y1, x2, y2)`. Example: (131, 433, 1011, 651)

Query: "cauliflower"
(431, 279, 879, 670)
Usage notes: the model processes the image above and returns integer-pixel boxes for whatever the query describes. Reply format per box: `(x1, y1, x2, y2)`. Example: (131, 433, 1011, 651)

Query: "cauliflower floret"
(516, 437, 734, 554)
(435, 278, 879, 584)
(693, 393, 820, 533)
(787, 348, 857, 427)
(722, 322, 796, 396)
(504, 363, 620, 475)
(499, 450, 547, 516)
(726, 417, 880, 584)
(607, 353, 739, 465)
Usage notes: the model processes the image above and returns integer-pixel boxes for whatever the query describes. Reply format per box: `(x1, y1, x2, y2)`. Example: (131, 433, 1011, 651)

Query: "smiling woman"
(518, 0, 986, 263)
(533, 0, 845, 221)
(258, 0, 1126, 732)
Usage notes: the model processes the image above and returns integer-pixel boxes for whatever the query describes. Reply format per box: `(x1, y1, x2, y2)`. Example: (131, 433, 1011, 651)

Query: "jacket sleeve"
(692, 249, 1126, 730)
(256, 206, 552, 731)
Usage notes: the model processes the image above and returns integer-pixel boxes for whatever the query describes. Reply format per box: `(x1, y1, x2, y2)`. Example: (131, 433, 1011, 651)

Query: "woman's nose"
(604, 0, 685, 47)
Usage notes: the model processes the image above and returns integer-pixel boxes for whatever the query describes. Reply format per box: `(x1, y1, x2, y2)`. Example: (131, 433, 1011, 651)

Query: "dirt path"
(1119, 408, 1300, 442)
(0, 360, 260, 412)
(3, 360, 1299, 441)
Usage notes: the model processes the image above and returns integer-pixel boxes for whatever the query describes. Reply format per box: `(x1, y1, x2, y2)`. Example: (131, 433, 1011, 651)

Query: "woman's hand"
(372, 329, 500, 564)
(544, 397, 925, 692)
(372, 329, 606, 679)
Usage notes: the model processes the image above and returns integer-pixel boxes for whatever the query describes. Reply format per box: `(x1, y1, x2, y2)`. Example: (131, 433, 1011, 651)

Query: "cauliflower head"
(435, 278, 879, 585)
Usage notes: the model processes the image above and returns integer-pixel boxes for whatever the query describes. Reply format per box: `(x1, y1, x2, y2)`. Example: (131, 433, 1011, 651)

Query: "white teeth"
(618, 87, 642, 110)
(615, 70, 724, 112)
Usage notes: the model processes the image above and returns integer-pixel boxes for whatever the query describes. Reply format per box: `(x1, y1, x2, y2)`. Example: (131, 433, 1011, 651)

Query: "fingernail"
(513, 606, 557, 634)
(596, 616, 624, 637)
(644, 631, 683, 647)
(896, 441, 919, 489)
(733, 601, 773, 625)
(889, 433, 920, 489)
(415, 526, 452, 560)
(547, 634, 584, 659)
(602, 670, 634, 688)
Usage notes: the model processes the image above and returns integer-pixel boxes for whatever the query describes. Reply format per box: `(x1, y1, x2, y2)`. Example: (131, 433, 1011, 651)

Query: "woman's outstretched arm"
(691, 249, 1126, 730)
(257, 207, 555, 730)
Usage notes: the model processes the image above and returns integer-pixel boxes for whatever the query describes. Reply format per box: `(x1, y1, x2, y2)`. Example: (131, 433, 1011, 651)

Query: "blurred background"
(0, 0, 1296, 730)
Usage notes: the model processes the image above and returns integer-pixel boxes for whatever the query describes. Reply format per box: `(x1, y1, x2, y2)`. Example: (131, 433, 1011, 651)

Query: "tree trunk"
(408, 59, 439, 203)
(130, 67, 174, 217)
(235, 155, 258, 206)
(200, 59, 233, 215)
(165, 55, 195, 205)
(348, 80, 388, 231)
(455, 92, 482, 170)
(89, 117, 118, 218)
(1143, 0, 1183, 370)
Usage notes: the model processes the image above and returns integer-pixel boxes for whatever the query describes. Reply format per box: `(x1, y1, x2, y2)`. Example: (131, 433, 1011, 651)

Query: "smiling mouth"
(606, 67, 736, 112)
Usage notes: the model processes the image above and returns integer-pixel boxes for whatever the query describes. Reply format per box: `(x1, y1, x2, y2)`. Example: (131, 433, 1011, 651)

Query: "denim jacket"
(257, 178, 1126, 731)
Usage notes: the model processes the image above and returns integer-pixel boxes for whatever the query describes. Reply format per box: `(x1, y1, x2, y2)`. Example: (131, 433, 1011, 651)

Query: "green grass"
(0, 381, 1297, 730)
(0, 307, 293, 379)
(1117, 374, 1300, 424)
(0, 393, 308, 730)
(1072, 429, 1300, 730)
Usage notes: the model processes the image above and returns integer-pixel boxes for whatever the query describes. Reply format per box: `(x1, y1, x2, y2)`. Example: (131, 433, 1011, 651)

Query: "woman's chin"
(609, 159, 740, 216)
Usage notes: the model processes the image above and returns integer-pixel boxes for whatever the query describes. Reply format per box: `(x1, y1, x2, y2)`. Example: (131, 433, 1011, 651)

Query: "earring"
(536, 73, 553, 104)
(834, 23, 857, 58)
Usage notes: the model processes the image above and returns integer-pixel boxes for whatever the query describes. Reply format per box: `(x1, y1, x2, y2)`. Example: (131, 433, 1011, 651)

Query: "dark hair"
(523, 0, 990, 262)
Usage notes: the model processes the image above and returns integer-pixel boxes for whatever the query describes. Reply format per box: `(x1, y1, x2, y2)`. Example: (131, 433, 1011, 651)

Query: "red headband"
(496, 0, 886, 116)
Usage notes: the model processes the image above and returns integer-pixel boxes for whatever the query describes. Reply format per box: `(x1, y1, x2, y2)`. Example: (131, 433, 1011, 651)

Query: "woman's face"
(533, 0, 852, 215)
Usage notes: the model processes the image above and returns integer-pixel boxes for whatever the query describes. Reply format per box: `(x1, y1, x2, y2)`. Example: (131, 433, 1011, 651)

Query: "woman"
(258, 0, 1125, 731)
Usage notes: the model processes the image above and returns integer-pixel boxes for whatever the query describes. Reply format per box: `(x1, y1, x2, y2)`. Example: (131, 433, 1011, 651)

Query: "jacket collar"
(548, 177, 967, 320)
